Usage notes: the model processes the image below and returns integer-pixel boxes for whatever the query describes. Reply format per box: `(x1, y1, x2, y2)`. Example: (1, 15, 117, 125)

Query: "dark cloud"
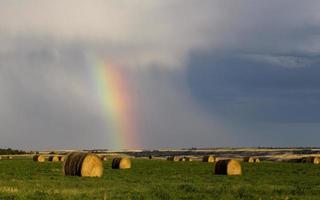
(187, 50, 320, 123)
(1, 1, 320, 149)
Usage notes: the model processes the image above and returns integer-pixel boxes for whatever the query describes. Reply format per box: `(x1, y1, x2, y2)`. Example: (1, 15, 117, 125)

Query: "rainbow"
(88, 57, 137, 150)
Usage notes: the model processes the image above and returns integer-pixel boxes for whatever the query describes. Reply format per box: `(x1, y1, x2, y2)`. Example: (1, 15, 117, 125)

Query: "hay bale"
(203, 155, 215, 163)
(48, 155, 60, 162)
(59, 156, 65, 162)
(215, 159, 242, 176)
(243, 157, 260, 163)
(302, 157, 320, 164)
(179, 157, 186, 162)
(112, 157, 131, 169)
(63, 152, 103, 177)
(100, 156, 107, 161)
(7, 156, 13, 160)
(0, 156, 2, 160)
(179, 157, 192, 162)
(185, 157, 192, 162)
(311, 157, 319, 164)
(167, 156, 179, 161)
(33, 155, 45, 162)
(243, 157, 255, 163)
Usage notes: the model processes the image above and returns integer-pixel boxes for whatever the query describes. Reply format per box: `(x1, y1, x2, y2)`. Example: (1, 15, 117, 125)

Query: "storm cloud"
(0, 1, 320, 150)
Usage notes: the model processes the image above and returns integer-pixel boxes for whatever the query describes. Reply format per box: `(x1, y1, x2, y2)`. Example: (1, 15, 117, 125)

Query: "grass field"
(0, 158, 320, 200)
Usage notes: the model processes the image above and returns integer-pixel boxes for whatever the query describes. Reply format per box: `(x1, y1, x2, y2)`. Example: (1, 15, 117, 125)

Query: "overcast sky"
(1, 1, 320, 150)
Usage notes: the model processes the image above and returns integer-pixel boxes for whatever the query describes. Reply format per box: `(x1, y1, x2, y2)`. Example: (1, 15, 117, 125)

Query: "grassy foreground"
(0, 159, 320, 199)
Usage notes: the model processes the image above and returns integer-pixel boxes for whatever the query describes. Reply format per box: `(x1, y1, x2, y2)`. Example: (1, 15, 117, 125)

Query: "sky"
(1, 1, 320, 150)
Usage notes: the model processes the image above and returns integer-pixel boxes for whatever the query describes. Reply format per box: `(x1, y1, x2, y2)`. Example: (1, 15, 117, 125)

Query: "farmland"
(0, 157, 320, 199)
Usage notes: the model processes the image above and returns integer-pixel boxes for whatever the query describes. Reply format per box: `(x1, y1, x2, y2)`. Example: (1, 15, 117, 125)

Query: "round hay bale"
(112, 157, 131, 169)
(7, 156, 13, 160)
(244, 157, 260, 163)
(100, 156, 108, 161)
(179, 157, 186, 162)
(243, 157, 255, 163)
(59, 156, 65, 162)
(302, 157, 320, 164)
(215, 159, 242, 176)
(203, 155, 215, 163)
(167, 156, 179, 161)
(313, 157, 320, 164)
(63, 152, 103, 177)
(33, 154, 45, 162)
(185, 157, 192, 162)
(48, 155, 60, 162)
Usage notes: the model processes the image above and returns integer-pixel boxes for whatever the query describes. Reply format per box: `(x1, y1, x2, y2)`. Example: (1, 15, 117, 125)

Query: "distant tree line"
(0, 148, 26, 155)
(125, 149, 320, 158)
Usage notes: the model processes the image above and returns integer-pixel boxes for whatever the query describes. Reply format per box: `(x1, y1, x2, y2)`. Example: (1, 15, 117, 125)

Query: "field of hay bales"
(1, 158, 320, 199)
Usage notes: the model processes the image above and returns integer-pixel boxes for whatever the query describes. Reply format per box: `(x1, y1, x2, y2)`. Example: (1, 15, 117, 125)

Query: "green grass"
(0, 159, 320, 199)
